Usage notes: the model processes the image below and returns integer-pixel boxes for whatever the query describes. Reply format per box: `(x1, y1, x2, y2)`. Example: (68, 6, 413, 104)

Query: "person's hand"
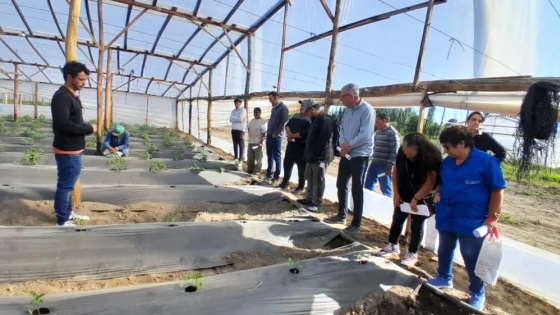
(410, 198, 419, 212)
(385, 169, 391, 176)
(272, 133, 278, 138)
(433, 191, 441, 203)
(339, 145, 350, 157)
(393, 192, 402, 209)
(258, 143, 263, 147)
(91, 124, 97, 133)
(340, 142, 350, 151)
(484, 219, 499, 240)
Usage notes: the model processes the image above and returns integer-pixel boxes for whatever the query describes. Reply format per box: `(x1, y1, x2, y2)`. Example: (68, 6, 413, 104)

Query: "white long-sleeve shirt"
(229, 107, 247, 131)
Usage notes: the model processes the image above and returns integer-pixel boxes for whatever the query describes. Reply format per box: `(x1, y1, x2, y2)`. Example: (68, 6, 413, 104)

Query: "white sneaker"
(57, 221, 77, 227)
(401, 252, 418, 266)
(69, 211, 90, 221)
(379, 243, 400, 257)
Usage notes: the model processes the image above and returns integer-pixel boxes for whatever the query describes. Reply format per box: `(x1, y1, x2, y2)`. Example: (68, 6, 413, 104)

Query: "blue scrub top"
(435, 148, 507, 236)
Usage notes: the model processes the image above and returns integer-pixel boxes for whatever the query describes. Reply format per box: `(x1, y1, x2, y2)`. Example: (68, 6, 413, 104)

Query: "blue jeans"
(54, 153, 83, 225)
(336, 156, 369, 227)
(437, 230, 485, 296)
(365, 163, 392, 197)
(266, 135, 282, 179)
(101, 145, 129, 157)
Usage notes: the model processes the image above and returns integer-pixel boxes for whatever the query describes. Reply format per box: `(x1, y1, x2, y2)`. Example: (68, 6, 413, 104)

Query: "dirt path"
(209, 127, 560, 256)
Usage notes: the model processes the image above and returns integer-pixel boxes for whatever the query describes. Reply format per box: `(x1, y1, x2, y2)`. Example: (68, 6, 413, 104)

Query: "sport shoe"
(469, 292, 485, 310)
(233, 159, 239, 164)
(271, 178, 279, 185)
(427, 276, 453, 289)
(379, 243, 400, 257)
(69, 211, 90, 221)
(292, 187, 304, 194)
(306, 203, 320, 212)
(401, 252, 418, 266)
(343, 225, 361, 235)
(264, 176, 272, 184)
(278, 183, 289, 190)
(323, 215, 346, 224)
(56, 221, 77, 227)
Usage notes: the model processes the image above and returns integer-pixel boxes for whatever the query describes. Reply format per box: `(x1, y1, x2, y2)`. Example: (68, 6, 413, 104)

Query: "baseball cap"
(298, 99, 318, 111)
(113, 125, 125, 135)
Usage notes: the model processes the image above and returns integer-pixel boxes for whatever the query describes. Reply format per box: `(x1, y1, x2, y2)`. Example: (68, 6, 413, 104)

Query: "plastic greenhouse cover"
(0, 184, 284, 205)
(0, 220, 340, 283)
(0, 251, 424, 315)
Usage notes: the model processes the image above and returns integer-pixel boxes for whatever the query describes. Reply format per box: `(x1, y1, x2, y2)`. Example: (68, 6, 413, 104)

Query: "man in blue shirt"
(429, 126, 506, 311)
(324, 83, 375, 235)
(265, 91, 289, 184)
(101, 125, 130, 157)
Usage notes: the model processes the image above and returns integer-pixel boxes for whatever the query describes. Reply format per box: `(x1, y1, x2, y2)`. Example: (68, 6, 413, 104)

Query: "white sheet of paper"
(377, 173, 385, 177)
(400, 202, 431, 217)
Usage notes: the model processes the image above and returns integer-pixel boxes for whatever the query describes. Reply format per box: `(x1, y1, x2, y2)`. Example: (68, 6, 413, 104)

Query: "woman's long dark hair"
(514, 81, 560, 180)
(398, 133, 442, 186)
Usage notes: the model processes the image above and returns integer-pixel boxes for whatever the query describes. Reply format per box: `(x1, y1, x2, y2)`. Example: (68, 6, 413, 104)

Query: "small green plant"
(75, 219, 87, 226)
(108, 154, 128, 171)
(288, 258, 299, 267)
(139, 151, 152, 160)
(217, 167, 225, 173)
(150, 161, 167, 172)
(184, 138, 194, 147)
(147, 144, 158, 154)
(184, 272, 205, 290)
(0, 146, 4, 153)
(498, 214, 524, 226)
(30, 121, 42, 130)
(23, 138, 34, 145)
(21, 149, 43, 166)
(22, 115, 32, 122)
(5, 114, 14, 121)
(189, 164, 205, 175)
(237, 213, 246, 220)
(14, 120, 22, 128)
(22, 129, 35, 137)
(86, 140, 97, 149)
(28, 291, 46, 315)
(173, 147, 185, 161)
(32, 131, 45, 140)
(163, 135, 174, 147)
(141, 132, 150, 145)
(9, 129, 20, 136)
(37, 115, 47, 124)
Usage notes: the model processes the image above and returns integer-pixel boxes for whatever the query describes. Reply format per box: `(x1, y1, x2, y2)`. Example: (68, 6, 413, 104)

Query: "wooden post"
(324, 0, 342, 114)
(181, 102, 185, 132)
(175, 99, 179, 129)
(223, 53, 229, 97)
(277, 2, 289, 93)
(145, 94, 149, 126)
(34, 82, 38, 119)
(104, 49, 113, 131)
(207, 68, 213, 145)
(95, 0, 105, 154)
(412, 0, 435, 88)
(188, 100, 193, 135)
(13, 64, 19, 121)
(110, 94, 114, 123)
(66, 0, 82, 207)
(417, 89, 428, 133)
(244, 34, 252, 121)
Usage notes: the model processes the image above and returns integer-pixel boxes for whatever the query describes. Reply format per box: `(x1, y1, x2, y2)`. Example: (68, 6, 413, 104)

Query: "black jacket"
(285, 115, 311, 159)
(51, 86, 94, 151)
(474, 132, 507, 162)
(304, 114, 334, 163)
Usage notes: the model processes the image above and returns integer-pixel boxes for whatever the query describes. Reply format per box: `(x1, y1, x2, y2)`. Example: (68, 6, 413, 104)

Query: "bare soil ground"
(205, 127, 560, 315)
(210, 126, 560, 256)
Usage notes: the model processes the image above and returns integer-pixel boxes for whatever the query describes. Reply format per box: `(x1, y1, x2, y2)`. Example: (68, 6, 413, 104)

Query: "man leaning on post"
(51, 61, 94, 227)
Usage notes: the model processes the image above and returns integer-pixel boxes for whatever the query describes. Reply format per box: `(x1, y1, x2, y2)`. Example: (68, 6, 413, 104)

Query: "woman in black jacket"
(378, 133, 442, 266)
(466, 111, 507, 162)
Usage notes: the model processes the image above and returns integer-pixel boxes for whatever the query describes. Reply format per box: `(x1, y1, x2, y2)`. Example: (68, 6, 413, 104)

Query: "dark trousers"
(388, 207, 428, 253)
(336, 156, 369, 227)
(231, 130, 245, 160)
(281, 144, 306, 187)
(266, 135, 282, 179)
(54, 153, 83, 225)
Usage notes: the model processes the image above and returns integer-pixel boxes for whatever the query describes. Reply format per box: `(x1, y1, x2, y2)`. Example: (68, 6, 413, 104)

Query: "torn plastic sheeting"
(0, 152, 235, 170)
(0, 166, 242, 186)
(0, 252, 423, 315)
(0, 220, 337, 283)
(0, 185, 284, 205)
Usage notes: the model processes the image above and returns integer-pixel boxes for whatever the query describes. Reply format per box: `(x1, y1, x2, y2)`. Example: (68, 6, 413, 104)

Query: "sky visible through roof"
(0, 0, 559, 123)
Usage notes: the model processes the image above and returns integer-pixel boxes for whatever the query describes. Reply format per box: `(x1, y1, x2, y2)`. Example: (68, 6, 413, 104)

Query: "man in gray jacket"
(265, 91, 289, 184)
(364, 112, 399, 197)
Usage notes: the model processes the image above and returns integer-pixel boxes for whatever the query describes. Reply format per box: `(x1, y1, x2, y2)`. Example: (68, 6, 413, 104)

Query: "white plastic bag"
(474, 235, 503, 285)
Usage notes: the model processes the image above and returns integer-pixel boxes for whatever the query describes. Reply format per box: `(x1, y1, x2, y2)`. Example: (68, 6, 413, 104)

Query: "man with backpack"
(297, 99, 335, 212)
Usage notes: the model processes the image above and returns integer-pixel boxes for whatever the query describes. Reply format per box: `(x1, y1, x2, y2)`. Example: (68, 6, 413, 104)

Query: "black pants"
(231, 130, 245, 160)
(336, 156, 369, 227)
(281, 155, 306, 187)
(388, 207, 427, 253)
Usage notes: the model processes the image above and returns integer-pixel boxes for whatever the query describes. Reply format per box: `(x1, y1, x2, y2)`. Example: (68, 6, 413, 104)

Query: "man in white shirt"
(246, 107, 267, 174)
(229, 98, 247, 164)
